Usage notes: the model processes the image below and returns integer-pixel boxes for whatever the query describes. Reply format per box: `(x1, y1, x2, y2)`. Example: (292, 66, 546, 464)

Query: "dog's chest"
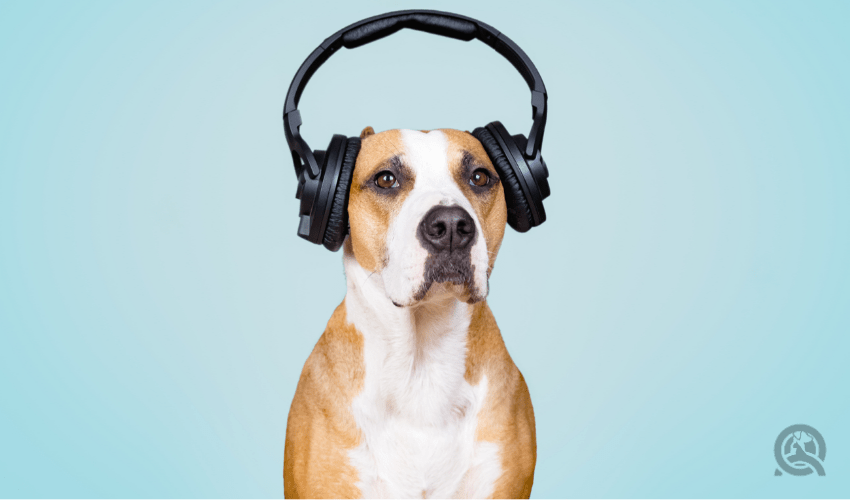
(348, 372, 500, 498)
(344, 299, 502, 498)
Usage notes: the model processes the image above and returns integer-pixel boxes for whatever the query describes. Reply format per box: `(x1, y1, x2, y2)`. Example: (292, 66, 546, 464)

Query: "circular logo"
(774, 424, 826, 476)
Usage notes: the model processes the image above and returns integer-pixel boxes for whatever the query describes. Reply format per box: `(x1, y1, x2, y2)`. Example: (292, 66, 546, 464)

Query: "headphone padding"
(322, 137, 361, 251)
(472, 127, 533, 232)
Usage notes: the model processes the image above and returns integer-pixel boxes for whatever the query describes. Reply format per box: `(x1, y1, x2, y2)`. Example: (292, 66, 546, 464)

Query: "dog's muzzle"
(414, 205, 478, 299)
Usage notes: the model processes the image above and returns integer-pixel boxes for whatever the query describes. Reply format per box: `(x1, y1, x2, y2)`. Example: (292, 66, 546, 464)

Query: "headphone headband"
(283, 10, 548, 181)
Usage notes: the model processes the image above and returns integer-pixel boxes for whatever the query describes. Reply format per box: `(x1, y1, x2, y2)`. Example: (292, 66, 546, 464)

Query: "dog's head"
(345, 127, 507, 307)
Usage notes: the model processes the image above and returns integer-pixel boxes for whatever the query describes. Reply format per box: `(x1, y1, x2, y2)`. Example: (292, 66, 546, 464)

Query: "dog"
(284, 126, 536, 498)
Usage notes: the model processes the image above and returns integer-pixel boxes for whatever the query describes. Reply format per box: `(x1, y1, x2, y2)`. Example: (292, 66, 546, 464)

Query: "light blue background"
(1, 0, 847, 497)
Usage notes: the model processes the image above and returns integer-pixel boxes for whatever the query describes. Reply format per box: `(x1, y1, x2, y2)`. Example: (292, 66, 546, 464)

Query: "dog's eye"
(469, 168, 491, 187)
(375, 171, 398, 189)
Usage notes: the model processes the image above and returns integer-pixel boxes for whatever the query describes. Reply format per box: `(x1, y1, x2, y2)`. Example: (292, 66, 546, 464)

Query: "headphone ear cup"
(322, 137, 361, 251)
(472, 126, 534, 232)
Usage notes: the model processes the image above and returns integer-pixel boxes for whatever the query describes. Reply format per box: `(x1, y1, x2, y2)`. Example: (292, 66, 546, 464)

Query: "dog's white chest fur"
(343, 255, 502, 498)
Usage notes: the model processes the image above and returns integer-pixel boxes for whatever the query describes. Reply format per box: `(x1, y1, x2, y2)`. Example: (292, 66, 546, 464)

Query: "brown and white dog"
(284, 127, 536, 498)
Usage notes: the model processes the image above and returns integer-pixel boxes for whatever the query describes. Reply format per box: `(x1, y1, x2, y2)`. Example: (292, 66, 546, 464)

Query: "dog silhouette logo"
(774, 424, 826, 476)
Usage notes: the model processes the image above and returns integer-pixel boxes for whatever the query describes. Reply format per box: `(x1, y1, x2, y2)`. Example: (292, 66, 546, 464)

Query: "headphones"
(283, 10, 551, 251)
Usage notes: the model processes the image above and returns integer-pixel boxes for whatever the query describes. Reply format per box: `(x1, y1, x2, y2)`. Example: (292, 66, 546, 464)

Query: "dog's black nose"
(417, 205, 476, 253)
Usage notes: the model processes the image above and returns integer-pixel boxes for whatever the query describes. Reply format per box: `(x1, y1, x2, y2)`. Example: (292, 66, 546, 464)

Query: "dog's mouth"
(410, 252, 483, 304)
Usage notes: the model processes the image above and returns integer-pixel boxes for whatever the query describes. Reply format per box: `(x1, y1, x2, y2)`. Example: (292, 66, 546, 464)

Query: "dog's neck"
(342, 247, 477, 426)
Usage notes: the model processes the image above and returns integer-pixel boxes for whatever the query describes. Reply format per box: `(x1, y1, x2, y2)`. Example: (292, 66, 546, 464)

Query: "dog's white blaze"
(382, 130, 491, 306)
(344, 234, 501, 496)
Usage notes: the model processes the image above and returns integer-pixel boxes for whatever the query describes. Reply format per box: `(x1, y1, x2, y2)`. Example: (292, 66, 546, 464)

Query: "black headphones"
(283, 10, 550, 251)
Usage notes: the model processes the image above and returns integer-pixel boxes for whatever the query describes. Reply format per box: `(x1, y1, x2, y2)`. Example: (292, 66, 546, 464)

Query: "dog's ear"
(360, 126, 375, 139)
